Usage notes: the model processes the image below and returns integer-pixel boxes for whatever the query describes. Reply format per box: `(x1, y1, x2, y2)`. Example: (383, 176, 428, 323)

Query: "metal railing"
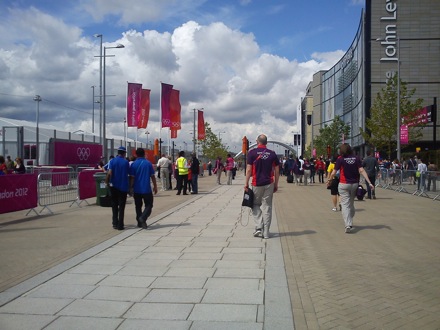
(374, 168, 439, 201)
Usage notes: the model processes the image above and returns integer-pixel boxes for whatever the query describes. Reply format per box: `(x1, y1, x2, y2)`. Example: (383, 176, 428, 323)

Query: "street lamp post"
(91, 85, 96, 133)
(396, 36, 401, 162)
(192, 108, 203, 154)
(33, 95, 42, 166)
(94, 34, 103, 145)
(145, 131, 150, 149)
(103, 43, 124, 160)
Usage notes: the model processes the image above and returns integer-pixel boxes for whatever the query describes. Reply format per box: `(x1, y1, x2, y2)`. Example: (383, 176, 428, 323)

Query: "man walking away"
(105, 146, 129, 230)
(244, 134, 280, 239)
(362, 150, 379, 199)
(191, 153, 200, 194)
(129, 148, 157, 229)
(157, 154, 171, 191)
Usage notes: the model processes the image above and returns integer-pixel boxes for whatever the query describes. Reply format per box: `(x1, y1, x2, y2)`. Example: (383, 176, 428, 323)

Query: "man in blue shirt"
(105, 147, 129, 230)
(129, 148, 157, 229)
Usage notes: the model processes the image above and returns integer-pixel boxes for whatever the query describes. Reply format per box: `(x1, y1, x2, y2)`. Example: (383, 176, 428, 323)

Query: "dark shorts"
(330, 178, 339, 195)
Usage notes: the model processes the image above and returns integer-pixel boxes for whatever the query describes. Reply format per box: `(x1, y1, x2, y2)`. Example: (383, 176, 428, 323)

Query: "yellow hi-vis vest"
(177, 157, 188, 175)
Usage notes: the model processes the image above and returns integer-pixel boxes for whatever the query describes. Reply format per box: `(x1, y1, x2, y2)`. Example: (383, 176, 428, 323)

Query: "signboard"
(0, 174, 38, 214)
(50, 139, 102, 166)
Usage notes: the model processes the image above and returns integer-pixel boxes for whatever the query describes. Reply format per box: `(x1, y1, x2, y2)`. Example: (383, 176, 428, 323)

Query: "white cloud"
(0, 5, 342, 154)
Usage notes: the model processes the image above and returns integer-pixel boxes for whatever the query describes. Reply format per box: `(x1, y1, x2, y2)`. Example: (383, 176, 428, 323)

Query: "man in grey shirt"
(362, 150, 379, 199)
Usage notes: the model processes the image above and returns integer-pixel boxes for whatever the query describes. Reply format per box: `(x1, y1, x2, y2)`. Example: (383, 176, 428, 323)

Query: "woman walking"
(328, 144, 374, 233)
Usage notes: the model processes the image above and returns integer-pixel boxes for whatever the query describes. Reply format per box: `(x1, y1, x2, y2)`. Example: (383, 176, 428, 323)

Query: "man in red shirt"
(244, 134, 280, 239)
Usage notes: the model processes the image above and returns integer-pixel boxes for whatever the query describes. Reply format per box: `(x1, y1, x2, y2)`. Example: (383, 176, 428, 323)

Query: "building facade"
(303, 0, 440, 158)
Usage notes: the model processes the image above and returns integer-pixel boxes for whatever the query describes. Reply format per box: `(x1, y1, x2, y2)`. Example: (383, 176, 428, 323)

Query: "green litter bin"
(93, 172, 112, 207)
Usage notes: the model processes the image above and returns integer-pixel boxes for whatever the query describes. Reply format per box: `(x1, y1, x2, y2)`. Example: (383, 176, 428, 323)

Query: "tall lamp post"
(396, 36, 401, 162)
(103, 43, 125, 160)
(33, 95, 42, 166)
(94, 34, 103, 145)
(91, 85, 96, 133)
(145, 130, 150, 149)
(192, 108, 203, 154)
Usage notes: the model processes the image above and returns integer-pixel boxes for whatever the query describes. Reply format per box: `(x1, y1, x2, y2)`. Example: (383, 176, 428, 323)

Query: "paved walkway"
(1, 172, 439, 329)
(275, 176, 440, 329)
(0, 175, 293, 329)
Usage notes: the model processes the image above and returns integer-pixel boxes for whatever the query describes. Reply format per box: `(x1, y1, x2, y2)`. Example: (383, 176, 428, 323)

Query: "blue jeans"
(191, 174, 199, 193)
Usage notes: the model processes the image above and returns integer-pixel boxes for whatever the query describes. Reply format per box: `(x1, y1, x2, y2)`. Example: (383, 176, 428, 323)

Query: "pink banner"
(52, 140, 102, 166)
(127, 83, 142, 127)
(161, 83, 173, 128)
(405, 106, 431, 127)
(198, 110, 205, 140)
(170, 89, 181, 130)
(78, 169, 102, 200)
(137, 89, 150, 129)
(400, 125, 409, 145)
(0, 174, 38, 214)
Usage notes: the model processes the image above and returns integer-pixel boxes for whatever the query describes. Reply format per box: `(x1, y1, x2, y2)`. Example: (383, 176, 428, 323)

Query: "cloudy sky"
(0, 0, 364, 153)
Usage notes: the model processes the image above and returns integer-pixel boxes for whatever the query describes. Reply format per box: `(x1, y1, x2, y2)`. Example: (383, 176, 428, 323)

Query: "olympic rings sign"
(77, 147, 91, 160)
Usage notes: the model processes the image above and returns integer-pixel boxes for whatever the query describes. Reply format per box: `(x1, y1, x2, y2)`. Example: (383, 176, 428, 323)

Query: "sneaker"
(345, 226, 351, 233)
(332, 207, 337, 211)
(263, 234, 269, 239)
(253, 229, 262, 237)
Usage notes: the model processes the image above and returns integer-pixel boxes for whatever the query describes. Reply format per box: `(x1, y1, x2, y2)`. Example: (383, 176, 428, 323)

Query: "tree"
(199, 122, 228, 160)
(312, 116, 351, 158)
(361, 75, 424, 158)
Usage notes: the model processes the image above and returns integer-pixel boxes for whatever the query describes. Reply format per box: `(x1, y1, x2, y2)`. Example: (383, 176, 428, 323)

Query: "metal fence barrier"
(374, 168, 439, 201)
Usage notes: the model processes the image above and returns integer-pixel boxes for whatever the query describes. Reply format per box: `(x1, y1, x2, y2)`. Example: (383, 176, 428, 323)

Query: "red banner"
(198, 110, 205, 140)
(0, 174, 38, 214)
(161, 83, 173, 128)
(127, 83, 142, 127)
(138, 89, 150, 129)
(170, 89, 181, 130)
(171, 129, 178, 139)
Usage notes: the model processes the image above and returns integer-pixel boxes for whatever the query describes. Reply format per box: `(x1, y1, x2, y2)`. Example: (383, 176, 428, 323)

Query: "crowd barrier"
(375, 168, 439, 201)
(0, 167, 102, 215)
(0, 174, 38, 214)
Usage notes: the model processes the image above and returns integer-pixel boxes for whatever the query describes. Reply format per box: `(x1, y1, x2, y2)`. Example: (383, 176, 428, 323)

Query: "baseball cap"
(118, 146, 127, 152)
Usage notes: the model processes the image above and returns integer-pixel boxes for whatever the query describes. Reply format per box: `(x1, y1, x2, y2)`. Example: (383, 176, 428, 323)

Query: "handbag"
(416, 170, 421, 178)
(242, 188, 254, 208)
(326, 179, 332, 189)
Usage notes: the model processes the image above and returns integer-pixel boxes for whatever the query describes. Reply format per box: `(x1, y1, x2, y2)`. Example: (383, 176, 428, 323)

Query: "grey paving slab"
(116, 265, 168, 277)
(57, 299, 133, 318)
(190, 321, 263, 330)
(204, 277, 261, 289)
(84, 285, 148, 302)
(143, 288, 205, 303)
(202, 288, 264, 304)
(0, 297, 72, 315)
(0, 314, 56, 330)
(118, 319, 191, 330)
(180, 252, 223, 259)
(150, 276, 207, 289)
(97, 275, 156, 288)
(214, 268, 265, 279)
(163, 267, 216, 277)
(188, 303, 257, 322)
(44, 316, 123, 330)
(215, 260, 262, 269)
(25, 283, 96, 299)
(124, 302, 193, 320)
(168, 259, 216, 268)
(222, 253, 265, 261)
(47, 273, 106, 285)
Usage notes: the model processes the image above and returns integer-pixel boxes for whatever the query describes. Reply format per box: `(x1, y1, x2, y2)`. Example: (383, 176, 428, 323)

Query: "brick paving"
(275, 177, 440, 329)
